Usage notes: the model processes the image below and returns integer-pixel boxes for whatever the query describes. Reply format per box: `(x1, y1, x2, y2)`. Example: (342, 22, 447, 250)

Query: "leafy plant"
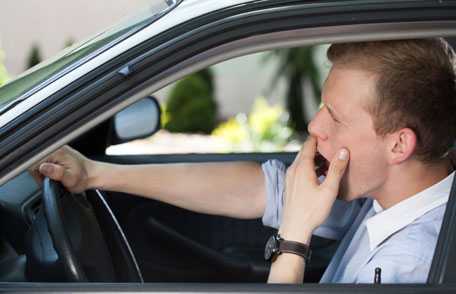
(164, 69, 217, 134)
(265, 47, 321, 133)
(64, 38, 75, 48)
(212, 97, 294, 152)
(26, 43, 43, 69)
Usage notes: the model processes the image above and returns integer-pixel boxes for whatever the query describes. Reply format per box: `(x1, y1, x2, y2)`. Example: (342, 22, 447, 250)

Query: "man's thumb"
(39, 163, 64, 181)
(323, 148, 349, 192)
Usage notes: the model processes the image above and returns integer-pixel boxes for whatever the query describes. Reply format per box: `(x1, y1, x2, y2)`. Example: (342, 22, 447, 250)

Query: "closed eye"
(325, 106, 340, 123)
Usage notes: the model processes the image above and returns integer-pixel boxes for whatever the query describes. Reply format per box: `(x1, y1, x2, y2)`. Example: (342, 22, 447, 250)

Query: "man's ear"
(387, 128, 417, 164)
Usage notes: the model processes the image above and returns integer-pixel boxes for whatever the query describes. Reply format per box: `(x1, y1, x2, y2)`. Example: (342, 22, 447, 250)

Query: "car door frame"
(3, 0, 456, 184)
(1, 0, 456, 292)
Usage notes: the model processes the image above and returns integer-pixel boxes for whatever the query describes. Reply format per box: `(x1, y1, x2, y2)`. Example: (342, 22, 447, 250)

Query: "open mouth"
(315, 152, 330, 177)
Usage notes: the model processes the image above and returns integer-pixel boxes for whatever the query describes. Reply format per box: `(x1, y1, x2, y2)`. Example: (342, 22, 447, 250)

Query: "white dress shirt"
(262, 159, 454, 283)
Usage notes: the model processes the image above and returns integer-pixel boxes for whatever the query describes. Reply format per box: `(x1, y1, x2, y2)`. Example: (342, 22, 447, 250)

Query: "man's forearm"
(88, 160, 266, 219)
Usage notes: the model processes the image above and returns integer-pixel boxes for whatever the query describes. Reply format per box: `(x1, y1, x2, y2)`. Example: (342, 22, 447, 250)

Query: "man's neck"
(372, 157, 453, 209)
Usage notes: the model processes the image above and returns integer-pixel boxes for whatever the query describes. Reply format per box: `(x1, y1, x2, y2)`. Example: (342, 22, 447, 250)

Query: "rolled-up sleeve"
(261, 159, 286, 229)
(261, 159, 361, 240)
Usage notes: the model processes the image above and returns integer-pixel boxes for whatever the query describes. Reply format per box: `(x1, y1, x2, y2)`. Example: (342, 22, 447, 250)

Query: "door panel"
(97, 153, 339, 283)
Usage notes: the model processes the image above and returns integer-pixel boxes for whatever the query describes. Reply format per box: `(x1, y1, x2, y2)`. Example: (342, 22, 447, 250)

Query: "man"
(35, 38, 456, 284)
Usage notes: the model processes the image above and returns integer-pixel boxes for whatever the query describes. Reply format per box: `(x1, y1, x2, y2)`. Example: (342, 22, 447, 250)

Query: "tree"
(266, 47, 321, 133)
(64, 38, 75, 48)
(26, 44, 43, 69)
(164, 68, 218, 134)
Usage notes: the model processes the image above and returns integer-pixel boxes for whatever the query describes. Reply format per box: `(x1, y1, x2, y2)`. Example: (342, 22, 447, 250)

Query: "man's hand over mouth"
(279, 136, 350, 244)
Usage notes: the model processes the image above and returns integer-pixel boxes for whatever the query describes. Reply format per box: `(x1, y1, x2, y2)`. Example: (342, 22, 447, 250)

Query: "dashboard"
(0, 171, 42, 282)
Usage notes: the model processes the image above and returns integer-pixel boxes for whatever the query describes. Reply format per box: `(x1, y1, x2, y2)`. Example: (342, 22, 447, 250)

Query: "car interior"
(0, 130, 340, 283)
(0, 45, 341, 283)
(0, 38, 455, 285)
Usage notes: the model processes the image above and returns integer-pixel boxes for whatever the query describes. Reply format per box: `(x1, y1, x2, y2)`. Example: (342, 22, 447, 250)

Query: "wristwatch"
(264, 234, 311, 262)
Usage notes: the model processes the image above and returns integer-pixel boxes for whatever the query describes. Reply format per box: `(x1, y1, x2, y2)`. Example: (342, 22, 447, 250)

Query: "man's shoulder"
(377, 203, 446, 261)
(402, 202, 446, 239)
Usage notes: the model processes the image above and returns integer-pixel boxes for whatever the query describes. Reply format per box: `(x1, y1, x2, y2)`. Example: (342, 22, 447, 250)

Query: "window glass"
(0, 0, 176, 112)
(106, 45, 330, 155)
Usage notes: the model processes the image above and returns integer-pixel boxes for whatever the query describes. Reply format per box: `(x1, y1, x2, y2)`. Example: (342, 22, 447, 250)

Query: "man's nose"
(308, 109, 328, 141)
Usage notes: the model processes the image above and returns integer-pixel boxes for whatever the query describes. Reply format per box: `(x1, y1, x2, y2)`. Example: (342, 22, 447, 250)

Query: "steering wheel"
(26, 177, 143, 282)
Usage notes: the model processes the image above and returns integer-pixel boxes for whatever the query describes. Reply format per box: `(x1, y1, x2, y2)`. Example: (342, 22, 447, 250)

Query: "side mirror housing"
(110, 96, 161, 145)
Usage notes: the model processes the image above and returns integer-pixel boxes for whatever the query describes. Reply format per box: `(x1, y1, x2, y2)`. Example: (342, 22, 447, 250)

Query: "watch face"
(264, 235, 278, 260)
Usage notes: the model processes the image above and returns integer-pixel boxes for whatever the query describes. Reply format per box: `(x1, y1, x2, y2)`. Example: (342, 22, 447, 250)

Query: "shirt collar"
(365, 171, 455, 251)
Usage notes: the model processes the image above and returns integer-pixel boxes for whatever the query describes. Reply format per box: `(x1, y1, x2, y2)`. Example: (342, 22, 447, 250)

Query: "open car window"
(106, 46, 330, 156)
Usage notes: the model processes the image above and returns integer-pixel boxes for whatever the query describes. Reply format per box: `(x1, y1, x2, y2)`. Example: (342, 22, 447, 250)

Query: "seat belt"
(427, 167, 456, 284)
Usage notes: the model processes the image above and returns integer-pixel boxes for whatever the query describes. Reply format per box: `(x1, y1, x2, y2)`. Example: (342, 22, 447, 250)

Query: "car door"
(2, 0, 456, 293)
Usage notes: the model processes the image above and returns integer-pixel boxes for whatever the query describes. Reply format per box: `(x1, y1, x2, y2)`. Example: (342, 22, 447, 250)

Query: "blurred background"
(0, 0, 331, 155)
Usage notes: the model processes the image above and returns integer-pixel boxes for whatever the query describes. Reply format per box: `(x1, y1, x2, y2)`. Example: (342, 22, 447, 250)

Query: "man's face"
(308, 65, 389, 201)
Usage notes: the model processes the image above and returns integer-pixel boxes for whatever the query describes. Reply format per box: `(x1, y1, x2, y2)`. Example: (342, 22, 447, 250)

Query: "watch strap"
(279, 239, 311, 261)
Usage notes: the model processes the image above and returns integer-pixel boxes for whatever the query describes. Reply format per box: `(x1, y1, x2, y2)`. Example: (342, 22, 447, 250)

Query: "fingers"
(287, 136, 319, 185)
(39, 161, 83, 191)
(322, 148, 349, 193)
(36, 147, 69, 182)
(296, 136, 318, 182)
(296, 136, 317, 161)
(39, 162, 65, 181)
(33, 145, 89, 193)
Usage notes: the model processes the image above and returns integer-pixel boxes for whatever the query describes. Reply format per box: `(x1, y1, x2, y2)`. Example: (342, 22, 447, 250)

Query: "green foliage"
(64, 38, 75, 48)
(212, 97, 294, 152)
(265, 47, 321, 133)
(164, 69, 217, 134)
(160, 103, 169, 127)
(26, 44, 43, 69)
(0, 49, 9, 87)
(197, 68, 214, 93)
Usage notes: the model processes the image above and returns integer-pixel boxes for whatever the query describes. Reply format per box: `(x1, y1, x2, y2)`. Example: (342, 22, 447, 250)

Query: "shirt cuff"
(261, 159, 286, 229)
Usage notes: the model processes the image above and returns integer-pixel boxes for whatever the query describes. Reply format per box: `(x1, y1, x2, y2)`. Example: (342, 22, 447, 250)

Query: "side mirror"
(111, 96, 161, 145)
